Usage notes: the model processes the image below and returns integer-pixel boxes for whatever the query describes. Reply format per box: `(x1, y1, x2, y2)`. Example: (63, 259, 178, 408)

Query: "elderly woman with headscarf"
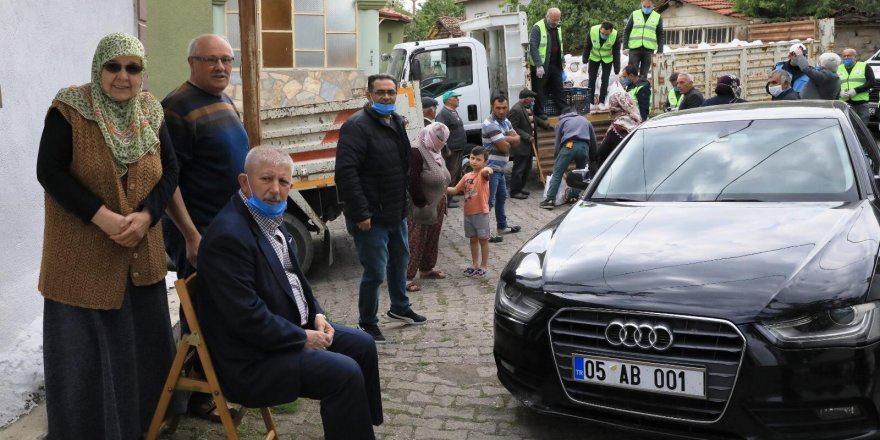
(595, 92, 642, 166)
(701, 74, 748, 106)
(35, 33, 181, 438)
(406, 122, 452, 292)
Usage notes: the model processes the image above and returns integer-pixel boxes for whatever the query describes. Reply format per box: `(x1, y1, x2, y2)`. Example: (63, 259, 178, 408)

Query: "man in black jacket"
(335, 74, 427, 343)
(767, 70, 800, 101)
(508, 89, 549, 199)
(676, 73, 705, 110)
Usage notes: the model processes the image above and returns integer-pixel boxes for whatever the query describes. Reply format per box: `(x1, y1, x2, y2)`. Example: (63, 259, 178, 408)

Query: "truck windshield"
(386, 49, 407, 82)
(592, 119, 859, 203)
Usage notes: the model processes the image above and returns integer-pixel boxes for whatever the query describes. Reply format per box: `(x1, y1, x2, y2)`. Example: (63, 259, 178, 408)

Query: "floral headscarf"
(607, 92, 642, 136)
(54, 32, 163, 176)
(418, 122, 450, 166)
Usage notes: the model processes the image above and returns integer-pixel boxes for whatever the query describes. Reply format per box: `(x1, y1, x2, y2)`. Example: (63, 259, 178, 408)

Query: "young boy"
(448, 147, 493, 277)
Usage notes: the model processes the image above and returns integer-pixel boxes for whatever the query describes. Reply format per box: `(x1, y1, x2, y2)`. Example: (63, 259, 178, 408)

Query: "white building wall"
(0, 0, 135, 427)
(462, 0, 530, 21)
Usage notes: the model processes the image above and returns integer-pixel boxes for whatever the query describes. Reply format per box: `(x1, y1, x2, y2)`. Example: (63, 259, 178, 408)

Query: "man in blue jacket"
(198, 146, 382, 440)
(540, 107, 597, 210)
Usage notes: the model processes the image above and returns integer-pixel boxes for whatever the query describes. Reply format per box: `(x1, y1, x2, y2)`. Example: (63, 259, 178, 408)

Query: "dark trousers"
(587, 60, 613, 104)
(628, 50, 653, 81)
(510, 154, 533, 195)
(531, 63, 567, 116)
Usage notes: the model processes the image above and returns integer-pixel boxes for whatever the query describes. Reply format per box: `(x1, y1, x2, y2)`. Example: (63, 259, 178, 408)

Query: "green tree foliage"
(733, 0, 880, 19)
(502, 0, 640, 54)
(405, 0, 465, 41)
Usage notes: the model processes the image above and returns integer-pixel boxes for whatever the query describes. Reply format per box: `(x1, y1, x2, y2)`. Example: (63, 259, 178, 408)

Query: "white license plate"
(572, 354, 706, 399)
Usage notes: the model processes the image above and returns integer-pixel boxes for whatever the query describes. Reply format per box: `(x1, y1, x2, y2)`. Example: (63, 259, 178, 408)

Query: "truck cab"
(385, 12, 530, 144)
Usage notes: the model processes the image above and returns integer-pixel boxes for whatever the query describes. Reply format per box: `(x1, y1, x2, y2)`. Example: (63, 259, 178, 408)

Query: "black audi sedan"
(495, 101, 880, 439)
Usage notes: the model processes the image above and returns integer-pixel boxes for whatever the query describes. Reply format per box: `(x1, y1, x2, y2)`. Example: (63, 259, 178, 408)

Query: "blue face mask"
(529, 101, 535, 108)
(246, 194, 287, 218)
(622, 78, 632, 87)
(599, 33, 608, 41)
(371, 102, 396, 116)
(673, 86, 681, 92)
(642, 7, 653, 14)
(843, 58, 855, 67)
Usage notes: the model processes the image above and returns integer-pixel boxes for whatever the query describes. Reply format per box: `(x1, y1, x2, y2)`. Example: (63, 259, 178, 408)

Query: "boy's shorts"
(464, 213, 490, 239)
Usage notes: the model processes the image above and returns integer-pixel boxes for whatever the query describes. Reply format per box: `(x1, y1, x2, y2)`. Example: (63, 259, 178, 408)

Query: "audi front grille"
(548, 308, 746, 423)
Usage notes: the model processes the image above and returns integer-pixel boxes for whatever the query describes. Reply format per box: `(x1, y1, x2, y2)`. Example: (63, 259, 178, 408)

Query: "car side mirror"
(566, 168, 590, 190)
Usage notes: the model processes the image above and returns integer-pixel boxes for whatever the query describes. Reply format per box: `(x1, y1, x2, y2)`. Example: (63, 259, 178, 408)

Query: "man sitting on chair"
(197, 146, 382, 440)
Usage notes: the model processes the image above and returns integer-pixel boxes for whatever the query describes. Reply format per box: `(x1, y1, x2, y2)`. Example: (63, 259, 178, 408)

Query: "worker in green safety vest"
(838, 47, 876, 125)
(665, 72, 682, 111)
(622, 0, 664, 81)
(621, 64, 651, 121)
(528, 7, 568, 119)
(581, 22, 620, 110)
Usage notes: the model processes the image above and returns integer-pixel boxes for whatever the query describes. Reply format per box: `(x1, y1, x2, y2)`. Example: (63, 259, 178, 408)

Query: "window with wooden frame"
(258, 0, 357, 69)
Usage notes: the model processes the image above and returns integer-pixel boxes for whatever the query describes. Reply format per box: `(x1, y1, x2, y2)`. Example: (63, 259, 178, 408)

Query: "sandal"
(463, 267, 477, 277)
(188, 396, 238, 424)
(419, 270, 446, 279)
(474, 268, 487, 277)
(406, 280, 421, 292)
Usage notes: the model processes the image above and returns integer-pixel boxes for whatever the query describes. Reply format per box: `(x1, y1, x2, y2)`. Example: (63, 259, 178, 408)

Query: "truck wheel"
(284, 215, 314, 273)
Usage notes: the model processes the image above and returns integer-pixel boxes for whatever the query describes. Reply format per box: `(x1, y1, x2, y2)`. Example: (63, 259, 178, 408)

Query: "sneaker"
(540, 199, 555, 210)
(520, 190, 531, 196)
(387, 309, 427, 325)
(358, 323, 386, 344)
(488, 235, 503, 243)
(510, 192, 528, 200)
(498, 225, 521, 234)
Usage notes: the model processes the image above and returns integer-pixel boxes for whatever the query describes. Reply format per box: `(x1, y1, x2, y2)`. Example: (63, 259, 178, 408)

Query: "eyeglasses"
(103, 62, 144, 75)
(371, 89, 398, 97)
(191, 55, 235, 66)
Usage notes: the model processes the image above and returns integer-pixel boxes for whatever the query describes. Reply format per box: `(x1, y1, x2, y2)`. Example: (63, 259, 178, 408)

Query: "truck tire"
(284, 214, 314, 273)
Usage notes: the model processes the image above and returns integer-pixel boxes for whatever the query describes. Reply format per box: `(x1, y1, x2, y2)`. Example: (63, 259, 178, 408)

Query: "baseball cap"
(441, 91, 462, 102)
(421, 97, 438, 109)
(518, 88, 538, 99)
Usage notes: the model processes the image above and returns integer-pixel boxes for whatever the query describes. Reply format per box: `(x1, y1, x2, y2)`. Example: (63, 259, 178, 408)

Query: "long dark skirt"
(43, 278, 182, 440)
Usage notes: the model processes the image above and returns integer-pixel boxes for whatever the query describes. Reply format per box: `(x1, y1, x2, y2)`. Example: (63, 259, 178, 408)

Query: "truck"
(385, 11, 611, 184)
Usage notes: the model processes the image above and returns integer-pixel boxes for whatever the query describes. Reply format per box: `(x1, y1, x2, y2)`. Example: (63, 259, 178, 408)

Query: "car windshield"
(592, 119, 859, 202)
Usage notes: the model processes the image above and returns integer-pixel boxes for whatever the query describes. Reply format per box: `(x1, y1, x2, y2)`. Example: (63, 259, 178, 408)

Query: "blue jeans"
(488, 170, 509, 229)
(547, 141, 588, 199)
(345, 217, 412, 326)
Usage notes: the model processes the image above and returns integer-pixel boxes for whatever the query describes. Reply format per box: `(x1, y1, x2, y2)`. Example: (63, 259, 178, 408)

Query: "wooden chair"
(145, 274, 278, 440)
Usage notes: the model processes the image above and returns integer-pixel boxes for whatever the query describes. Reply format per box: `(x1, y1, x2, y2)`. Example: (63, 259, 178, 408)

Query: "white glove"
(536, 66, 545, 78)
(844, 89, 857, 98)
(622, 49, 629, 56)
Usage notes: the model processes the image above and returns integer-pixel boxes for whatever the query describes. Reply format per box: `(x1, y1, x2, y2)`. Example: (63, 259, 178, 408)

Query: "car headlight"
(496, 279, 543, 324)
(756, 302, 880, 348)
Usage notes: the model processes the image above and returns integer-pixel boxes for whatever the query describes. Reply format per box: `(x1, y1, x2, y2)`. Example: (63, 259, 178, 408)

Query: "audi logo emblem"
(604, 320, 674, 351)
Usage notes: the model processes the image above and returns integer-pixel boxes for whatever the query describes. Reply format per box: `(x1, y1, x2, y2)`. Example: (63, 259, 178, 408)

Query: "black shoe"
(520, 190, 531, 196)
(387, 309, 427, 325)
(498, 225, 521, 234)
(540, 199, 555, 210)
(510, 192, 528, 200)
(488, 235, 504, 243)
(358, 324, 387, 343)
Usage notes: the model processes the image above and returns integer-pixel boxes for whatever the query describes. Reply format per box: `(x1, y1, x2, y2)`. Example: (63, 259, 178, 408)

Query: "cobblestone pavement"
(162, 176, 661, 440)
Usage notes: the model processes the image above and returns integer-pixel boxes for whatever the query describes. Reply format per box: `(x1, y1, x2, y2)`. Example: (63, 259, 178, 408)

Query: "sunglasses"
(103, 62, 144, 75)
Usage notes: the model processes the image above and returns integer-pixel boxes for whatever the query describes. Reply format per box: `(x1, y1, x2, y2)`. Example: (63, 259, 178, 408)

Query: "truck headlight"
(496, 279, 542, 324)
(756, 302, 880, 348)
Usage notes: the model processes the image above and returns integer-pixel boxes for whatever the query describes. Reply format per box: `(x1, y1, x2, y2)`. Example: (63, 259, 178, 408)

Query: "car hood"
(528, 201, 880, 323)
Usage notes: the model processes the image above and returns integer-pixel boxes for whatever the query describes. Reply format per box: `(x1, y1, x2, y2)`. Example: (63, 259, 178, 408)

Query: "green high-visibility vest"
(589, 25, 618, 64)
(838, 61, 870, 102)
(628, 10, 660, 51)
(667, 89, 681, 110)
(530, 19, 563, 66)
(629, 84, 652, 106)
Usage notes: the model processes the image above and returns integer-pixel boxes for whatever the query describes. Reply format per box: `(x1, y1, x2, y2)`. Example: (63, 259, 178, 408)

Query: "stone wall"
(226, 68, 367, 111)
(836, 24, 880, 58)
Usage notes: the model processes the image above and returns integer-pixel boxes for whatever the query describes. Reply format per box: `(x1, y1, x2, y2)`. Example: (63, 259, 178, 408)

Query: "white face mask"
(768, 85, 783, 97)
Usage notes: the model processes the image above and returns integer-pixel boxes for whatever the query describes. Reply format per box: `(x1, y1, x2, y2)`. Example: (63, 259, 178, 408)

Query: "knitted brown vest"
(38, 101, 167, 309)
(410, 144, 451, 225)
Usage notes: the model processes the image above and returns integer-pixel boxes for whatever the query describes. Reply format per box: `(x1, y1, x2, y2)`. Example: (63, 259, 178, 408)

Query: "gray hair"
(244, 146, 294, 176)
(819, 52, 841, 71)
(769, 69, 792, 85)
(187, 34, 230, 57)
(679, 73, 694, 83)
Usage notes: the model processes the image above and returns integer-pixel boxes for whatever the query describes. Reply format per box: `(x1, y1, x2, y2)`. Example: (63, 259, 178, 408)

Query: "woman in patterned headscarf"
(595, 92, 642, 166)
(406, 122, 452, 292)
(36, 32, 181, 438)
